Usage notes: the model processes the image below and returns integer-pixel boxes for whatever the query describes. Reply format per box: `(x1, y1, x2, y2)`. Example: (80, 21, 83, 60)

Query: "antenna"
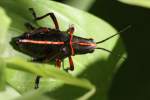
(95, 47, 126, 59)
(95, 25, 131, 59)
(96, 25, 131, 44)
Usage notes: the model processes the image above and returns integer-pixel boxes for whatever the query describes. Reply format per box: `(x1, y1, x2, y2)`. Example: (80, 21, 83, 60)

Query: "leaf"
(15, 90, 51, 100)
(0, 0, 126, 99)
(118, 0, 150, 9)
(0, 86, 20, 100)
(64, 0, 96, 11)
(6, 57, 95, 90)
(0, 59, 5, 91)
(0, 7, 11, 91)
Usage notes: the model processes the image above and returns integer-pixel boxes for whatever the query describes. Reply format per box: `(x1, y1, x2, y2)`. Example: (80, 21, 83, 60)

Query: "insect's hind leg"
(24, 23, 35, 30)
(34, 75, 41, 89)
(31, 57, 46, 89)
(29, 8, 59, 30)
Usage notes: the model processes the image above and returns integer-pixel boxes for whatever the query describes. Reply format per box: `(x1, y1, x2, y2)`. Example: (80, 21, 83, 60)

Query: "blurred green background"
(0, 0, 150, 100)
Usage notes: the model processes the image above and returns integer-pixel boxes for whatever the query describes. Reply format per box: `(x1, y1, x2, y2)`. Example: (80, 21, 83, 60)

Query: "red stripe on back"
(72, 42, 96, 46)
(19, 39, 64, 45)
(19, 40, 96, 47)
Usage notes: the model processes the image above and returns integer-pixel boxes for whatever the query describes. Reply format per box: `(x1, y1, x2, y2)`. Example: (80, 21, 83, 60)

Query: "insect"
(10, 8, 130, 89)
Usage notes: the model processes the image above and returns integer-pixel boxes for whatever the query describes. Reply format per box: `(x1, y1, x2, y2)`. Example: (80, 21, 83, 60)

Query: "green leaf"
(0, 86, 20, 100)
(0, 7, 11, 91)
(118, 0, 150, 9)
(0, 59, 5, 91)
(0, 0, 126, 99)
(6, 57, 95, 89)
(15, 90, 51, 100)
(64, 0, 96, 11)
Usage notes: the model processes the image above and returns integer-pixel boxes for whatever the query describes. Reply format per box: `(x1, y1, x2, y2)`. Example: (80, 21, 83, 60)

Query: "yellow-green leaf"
(118, 0, 150, 9)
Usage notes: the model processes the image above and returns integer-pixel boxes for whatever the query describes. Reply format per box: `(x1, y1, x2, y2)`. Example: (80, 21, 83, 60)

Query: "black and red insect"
(10, 8, 129, 89)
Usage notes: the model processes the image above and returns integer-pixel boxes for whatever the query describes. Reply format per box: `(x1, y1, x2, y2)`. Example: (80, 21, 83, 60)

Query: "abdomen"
(17, 31, 69, 58)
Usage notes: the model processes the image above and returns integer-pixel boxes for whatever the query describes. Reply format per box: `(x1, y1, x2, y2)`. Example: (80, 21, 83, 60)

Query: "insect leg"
(68, 25, 75, 55)
(55, 58, 62, 69)
(24, 23, 35, 30)
(32, 58, 49, 89)
(61, 59, 69, 72)
(62, 59, 65, 70)
(31, 58, 43, 89)
(32, 52, 61, 89)
(29, 8, 59, 30)
(35, 75, 41, 89)
(67, 25, 75, 34)
(63, 57, 74, 72)
(64, 56, 74, 72)
(69, 56, 74, 71)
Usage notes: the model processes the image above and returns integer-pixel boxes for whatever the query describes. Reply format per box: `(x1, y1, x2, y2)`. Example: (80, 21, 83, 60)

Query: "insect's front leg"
(65, 25, 75, 72)
(29, 8, 59, 30)
(68, 56, 74, 71)
(67, 25, 75, 56)
(67, 25, 75, 34)
(64, 56, 74, 72)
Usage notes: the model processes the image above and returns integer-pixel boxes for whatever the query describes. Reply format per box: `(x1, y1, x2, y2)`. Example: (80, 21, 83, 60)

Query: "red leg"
(55, 58, 61, 69)
(68, 25, 75, 56)
(67, 25, 74, 34)
(68, 56, 74, 71)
